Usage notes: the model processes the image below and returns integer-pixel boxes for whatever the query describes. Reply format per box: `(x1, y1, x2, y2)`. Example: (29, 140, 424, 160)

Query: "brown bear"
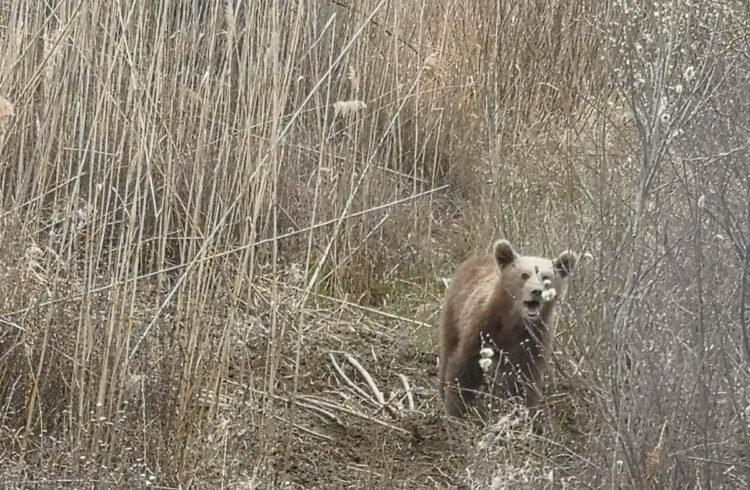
(439, 239, 576, 417)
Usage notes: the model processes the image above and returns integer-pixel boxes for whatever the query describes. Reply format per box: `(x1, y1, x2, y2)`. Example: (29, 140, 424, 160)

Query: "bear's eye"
(520, 273, 530, 281)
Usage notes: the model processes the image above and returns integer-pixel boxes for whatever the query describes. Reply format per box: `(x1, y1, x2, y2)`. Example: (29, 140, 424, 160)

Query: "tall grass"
(1, 0, 748, 488)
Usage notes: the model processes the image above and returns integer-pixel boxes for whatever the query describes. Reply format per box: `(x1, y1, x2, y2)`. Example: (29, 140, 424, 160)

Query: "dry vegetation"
(1, 0, 749, 488)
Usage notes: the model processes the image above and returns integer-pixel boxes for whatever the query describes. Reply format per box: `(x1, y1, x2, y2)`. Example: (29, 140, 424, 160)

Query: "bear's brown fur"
(439, 239, 576, 417)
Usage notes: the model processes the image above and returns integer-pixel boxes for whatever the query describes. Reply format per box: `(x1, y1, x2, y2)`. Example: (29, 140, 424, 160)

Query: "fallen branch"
(329, 352, 380, 408)
(343, 353, 400, 420)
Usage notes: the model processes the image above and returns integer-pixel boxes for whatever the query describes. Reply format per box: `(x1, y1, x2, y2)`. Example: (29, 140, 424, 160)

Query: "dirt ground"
(208, 281, 584, 489)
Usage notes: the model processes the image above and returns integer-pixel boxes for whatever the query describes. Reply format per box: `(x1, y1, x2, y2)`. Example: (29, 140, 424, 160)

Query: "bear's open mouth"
(523, 300, 541, 319)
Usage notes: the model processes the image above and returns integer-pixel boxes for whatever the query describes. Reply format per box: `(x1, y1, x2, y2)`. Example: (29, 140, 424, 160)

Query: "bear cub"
(439, 239, 577, 418)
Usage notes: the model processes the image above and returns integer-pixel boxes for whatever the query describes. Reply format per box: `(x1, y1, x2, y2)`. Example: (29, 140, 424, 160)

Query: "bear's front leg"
(442, 345, 483, 417)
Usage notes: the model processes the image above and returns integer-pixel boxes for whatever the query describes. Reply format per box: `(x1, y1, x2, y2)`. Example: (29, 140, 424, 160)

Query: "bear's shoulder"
(446, 253, 504, 312)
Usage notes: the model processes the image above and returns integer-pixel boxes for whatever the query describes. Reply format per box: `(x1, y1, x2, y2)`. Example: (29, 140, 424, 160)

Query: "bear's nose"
(530, 287, 543, 299)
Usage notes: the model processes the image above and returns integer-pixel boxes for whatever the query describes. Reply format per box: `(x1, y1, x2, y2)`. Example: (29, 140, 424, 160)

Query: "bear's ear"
(553, 250, 577, 278)
(493, 239, 517, 268)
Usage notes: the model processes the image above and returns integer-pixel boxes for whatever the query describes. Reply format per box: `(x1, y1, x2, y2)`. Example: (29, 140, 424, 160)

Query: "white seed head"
(542, 288, 557, 302)
(543, 279, 552, 288)
(479, 347, 494, 359)
(479, 357, 493, 373)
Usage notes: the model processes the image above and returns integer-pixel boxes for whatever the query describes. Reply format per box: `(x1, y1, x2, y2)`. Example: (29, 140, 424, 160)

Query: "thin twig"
(398, 374, 415, 411)
(0, 317, 26, 332)
(224, 379, 345, 426)
(271, 414, 334, 442)
(298, 395, 408, 434)
(686, 457, 750, 471)
(286, 284, 433, 328)
(329, 0, 419, 55)
(293, 400, 344, 427)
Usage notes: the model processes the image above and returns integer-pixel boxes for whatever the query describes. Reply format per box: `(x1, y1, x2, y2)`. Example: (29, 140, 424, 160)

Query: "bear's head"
(493, 239, 577, 324)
